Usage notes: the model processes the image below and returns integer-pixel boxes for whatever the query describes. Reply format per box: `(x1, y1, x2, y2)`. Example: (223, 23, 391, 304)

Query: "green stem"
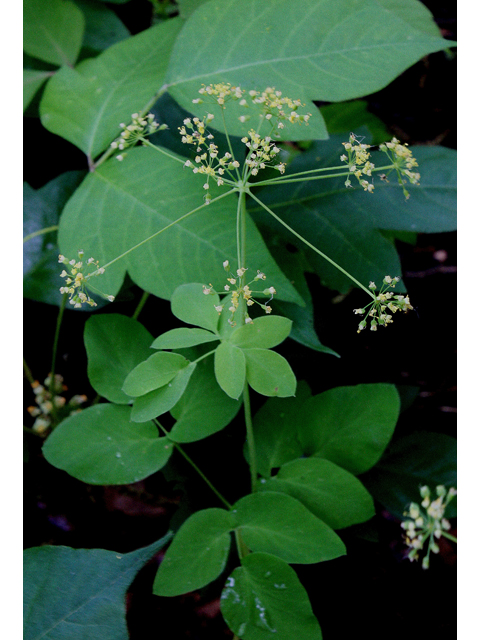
(23, 358, 36, 385)
(49, 294, 68, 423)
(193, 349, 217, 364)
(23, 226, 59, 243)
(442, 531, 457, 543)
(154, 419, 232, 509)
(221, 108, 241, 182)
(243, 383, 258, 493)
(235, 529, 250, 560)
(248, 190, 375, 299)
(99, 189, 236, 271)
(132, 290, 150, 320)
(139, 137, 187, 165)
(252, 163, 396, 187)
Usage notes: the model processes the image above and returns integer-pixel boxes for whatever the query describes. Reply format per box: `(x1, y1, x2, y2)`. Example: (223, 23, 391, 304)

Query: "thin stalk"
(252, 163, 396, 187)
(234, 529, 250, 560)
(221, 108, 241, 182)
(23, 358, 36, 385)
(138, 137, 188, 165)
(154, 419, 232, 509)
(442, 531, 457, 543)
(98, 189, 236, 271)
(248, 190, 375, 299)
(23, 226, 59, 243)
(132, 291, 150, 321)
(49, 294, 68, 423)
(243, 383, 258, 493)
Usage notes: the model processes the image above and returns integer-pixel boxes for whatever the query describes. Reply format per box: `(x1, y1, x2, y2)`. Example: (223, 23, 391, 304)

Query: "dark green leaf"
(24, 534, 172, 640)
(24, 70, 52, 112)
(153, 508, 234, 596)
(43, 404, 173, 484)
(84, 314, 154, 404)
(320, 100, 390, 144)
(221, 553, 322, 640)
(233, 491, 346, 563)
(151, 327, 219, 350)
(260, 457, 375, 529)
(123, 352, 190, 397)
(73, 0, 130, 54)
(229, 316, 292, 349)
(214, 341, 246, 400)
(244, 349, 296, 397)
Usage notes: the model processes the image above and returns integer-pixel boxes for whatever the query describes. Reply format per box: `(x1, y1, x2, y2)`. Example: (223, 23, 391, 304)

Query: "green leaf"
(167, 0, 450, 141)
(233, 492, 346, 563)
(42, 404, 173, 485)
(169, 357, 241, 443)
(229, 316, 292, 349)
(260, 458, 375, 529)
(24, 69, 52, 112)
(214, 341, 246, 400)
(23, 171, 85, 306)
(84, 314, 154, 404)
(24, 534, 172, 640)
(362, 431, 457, 519)
(320, 100, 389, 144)
(253, 139, 456, 293)
(244, 349, 296, 398)
(171, 283, 220, 332)
(151, 327, 219, 350)
(122, 352, 190, 397)
(298, 383, 400, 475)
(24, 0, 85, 67)
(251, 382, 312, 477)
(73, 0, 130, 54)
(131, 362, 197, 422)
(221, 553, 322, 640)
(40, 19, 182, 158)
(58, 148, 302, 305)
(153, 508, 234, 596)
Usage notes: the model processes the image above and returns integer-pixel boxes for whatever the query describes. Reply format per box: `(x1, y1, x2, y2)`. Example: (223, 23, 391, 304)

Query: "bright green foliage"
(24, 534, 172, 640)
(230, 316, 292, 349)
(40, 19, 182, 158)
(171, 283, 221, 332)
(233, 492, 346, 563)
(151, 327, 219, 349)
(153, 509, 234, 596)
(244, 349, 296, 398)
(214, 341, 246, 400)
(42, 404, 173, 484)
(220, 553, 322, 640)
(84, 314, 154, 404)
(167, 0, 449, 141)
(259, 458, 375, 529)
(123, 351, 190, 397)
(23, 70, 52, 112)
(169, 358, 242, 443)
(24, 0, 85, 67)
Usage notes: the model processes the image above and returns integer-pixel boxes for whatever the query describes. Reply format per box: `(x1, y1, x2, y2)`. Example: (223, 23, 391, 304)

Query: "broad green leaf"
(58, 147, 302, 305)
(233, 491, 346, 563)
(73, 0, 130, 54)
(24, 534, 172, 640)
(43, 404, 173, 484)
(131, 362, 197, 422)
(297, 383, 400, 475)
(260, 458, 375, 529)
(24, 0, 85, 67)
(151, 327, 219, 350)
(153, 508, 234, 596)
(251, 382, 312, 477)
(362, 431, 457, 519)
(229, 316, 292, 349)
(252, 139, 456, 293)
(167, 0, 449, 141)
(171, 283, 220, 332)
(23, 69, 52, 112)
(320, 100, 390, 144)
(221, 553, 322, 640)
(40, 19, 182, 159)
(169, 357, 241, 442)
(84, 314, 154, 404)
(23, 171, 85, 306)
(244, 349, 296, 398)
(214, 341, 246, 400)
(123, 352, 190, 397)
(177, 0, 210, 19)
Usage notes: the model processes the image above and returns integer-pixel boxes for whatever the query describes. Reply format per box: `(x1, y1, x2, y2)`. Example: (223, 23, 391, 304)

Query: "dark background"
(24, 1, 456, 638)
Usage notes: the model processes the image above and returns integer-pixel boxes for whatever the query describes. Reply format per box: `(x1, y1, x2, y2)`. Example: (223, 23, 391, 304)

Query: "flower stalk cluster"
(354, 276, 413, 333)
(203, 261, 276, 326)
(340, 133, 376, 192)
(111, 112, 166, 161)
(401, 485, 457, 569)
(26, 374, 87, 435)
(59, 251, 115, 308)
(379, 137, 420, 199)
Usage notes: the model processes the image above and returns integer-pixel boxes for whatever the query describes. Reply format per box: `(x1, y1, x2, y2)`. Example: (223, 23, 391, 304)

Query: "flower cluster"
(59, 251, 115, 308)
(195, 82, 244, 105)
(26, 374, 87, 435)
(242, 130, 285, 176)
(111, 112, 165, 161)
(379, 137, 420, 199)
(179, 115, 240, 203)
(354, 276, 413, 333)
(401, 485, 457, 569)
(340, 133, 375, 192)
(203, 261, 276, 326)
